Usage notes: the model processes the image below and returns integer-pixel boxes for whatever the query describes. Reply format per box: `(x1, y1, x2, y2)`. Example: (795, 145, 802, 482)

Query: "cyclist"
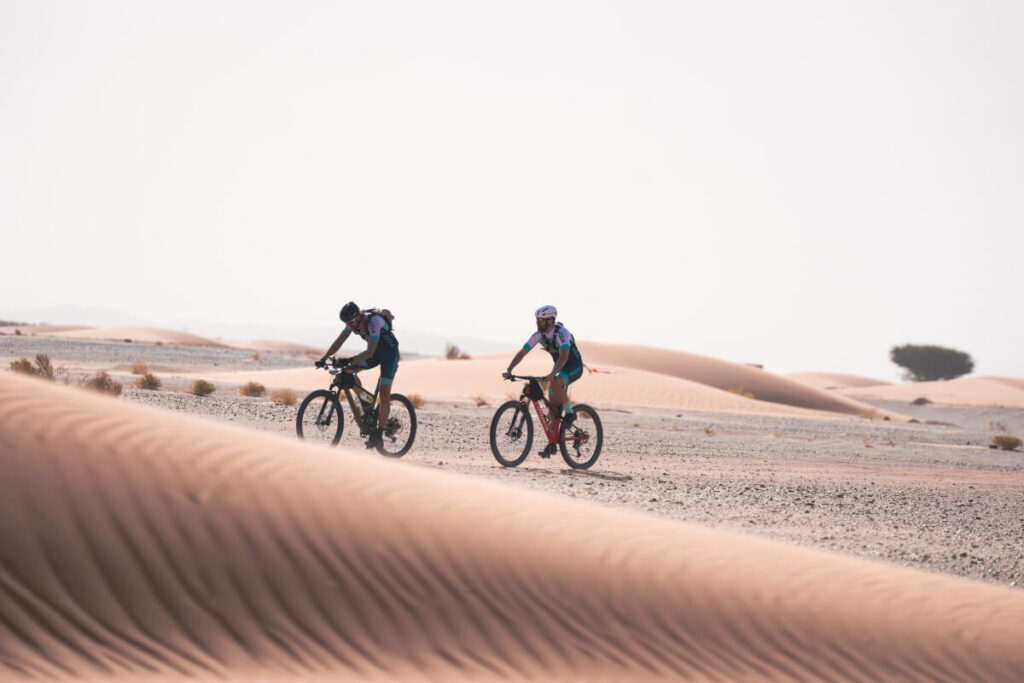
(502, 305, 584, 457)
(316, 301, 399, 449)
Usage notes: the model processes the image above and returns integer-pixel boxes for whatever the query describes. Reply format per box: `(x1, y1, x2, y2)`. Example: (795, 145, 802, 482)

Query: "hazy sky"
(2, 1, 1021, 380)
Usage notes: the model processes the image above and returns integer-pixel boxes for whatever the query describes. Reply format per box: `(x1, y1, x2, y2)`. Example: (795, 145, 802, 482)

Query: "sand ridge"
(840, 375, 1024, 408)
(2, 372, 1023, 680)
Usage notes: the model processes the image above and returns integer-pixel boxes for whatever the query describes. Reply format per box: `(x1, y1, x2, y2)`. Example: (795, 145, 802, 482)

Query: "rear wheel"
(296, 390, 344, 446)
(376, 393, 417, 457)
(559, 404, 602, 470)
(489, 401, 534, 467)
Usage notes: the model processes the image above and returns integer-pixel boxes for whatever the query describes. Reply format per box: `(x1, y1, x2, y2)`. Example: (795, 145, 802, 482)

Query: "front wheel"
(296, 390, 344, 446)
(559, 404, 602, 470)
(490, 401, 534, 467)
(377, 393, 417, 457)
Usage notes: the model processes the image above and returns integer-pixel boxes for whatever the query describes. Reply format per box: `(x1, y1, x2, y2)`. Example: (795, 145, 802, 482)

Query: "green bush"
(135, 373, 162, 390)
(890, 344, 974, 382)
(992, 435, 1021, 451)
(82, 371, 123, 396)
(191, 379, 216, 397)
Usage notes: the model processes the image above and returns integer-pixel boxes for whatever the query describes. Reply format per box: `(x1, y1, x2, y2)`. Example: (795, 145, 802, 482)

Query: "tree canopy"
(890, 344, 974, 382)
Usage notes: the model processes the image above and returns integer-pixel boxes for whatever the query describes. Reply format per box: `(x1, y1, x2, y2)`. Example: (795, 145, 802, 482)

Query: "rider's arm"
(319, 329, 351, 363)
(505, 347, 530, 375)
(348, 337, 378, 366)
(550, 347, 569, 376)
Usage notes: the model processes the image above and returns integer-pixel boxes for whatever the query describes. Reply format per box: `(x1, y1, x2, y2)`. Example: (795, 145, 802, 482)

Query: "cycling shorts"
(555, 360, 584, 386)
(359, 346, 399, 386)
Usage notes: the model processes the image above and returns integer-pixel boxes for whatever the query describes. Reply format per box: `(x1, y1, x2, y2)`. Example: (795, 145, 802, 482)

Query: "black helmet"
(339, 301, 360, 322)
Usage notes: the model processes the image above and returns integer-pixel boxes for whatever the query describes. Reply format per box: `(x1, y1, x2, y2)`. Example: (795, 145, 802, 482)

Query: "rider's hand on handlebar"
(502, 370, 512, 380)
(314, 359, 326, 369)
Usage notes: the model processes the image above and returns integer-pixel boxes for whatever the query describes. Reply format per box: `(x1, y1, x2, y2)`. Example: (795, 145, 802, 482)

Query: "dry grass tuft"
(726, 387, 755, 399)
(471, 394, 489, 408)
(82, 371, 123, 396)
(130, 362, 148, 375)
(406, 392, 425, 408)
(270, 388, 298, 406)
(249, 352, 262, 361)
(190, 379, 216, 397)
(703, 426, 717, 436)
(238, 381, 266, 397)
(9, 354, 62, 381)
(135, 373, 162, 390)
(992, 435, 1021, 451)
(445, 343, 471, 360)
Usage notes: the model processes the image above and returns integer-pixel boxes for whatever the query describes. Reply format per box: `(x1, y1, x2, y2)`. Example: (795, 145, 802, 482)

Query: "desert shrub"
(10, 358, 37, 376)
(9, 354, 59, 380)
(270, 388, 297, 405)
(890, 344, 974, 382)
(82, 371, 123, 396)
(249, 352, 262, 361)
(406, 392, 425, 408)
(992, 435, 1021, 451)
(190, 379, 216, 397)
(130, 362, 148, 375)
(445, 343, 471, 360)
(726, 387, 755, 399)
(911, 397, 932, 406)
(471, 394, 489, 407)
(135, 373, 162, 390)
(238, 381, 266, 397)
(703, 426, 717, 436)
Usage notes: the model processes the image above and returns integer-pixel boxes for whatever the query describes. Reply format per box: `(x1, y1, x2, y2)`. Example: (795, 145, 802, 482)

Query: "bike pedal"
(538, 443, 557, 458)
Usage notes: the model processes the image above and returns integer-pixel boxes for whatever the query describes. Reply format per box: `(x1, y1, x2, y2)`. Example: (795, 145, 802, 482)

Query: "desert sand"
(3, 371, 1024, 681)
(786, 371, 891, 390)
(839, 375, 1024, 408)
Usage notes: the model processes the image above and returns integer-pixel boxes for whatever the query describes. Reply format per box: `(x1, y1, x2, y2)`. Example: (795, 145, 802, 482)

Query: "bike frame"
(325, 360, 381, 436)
(513, 376, 586, 446)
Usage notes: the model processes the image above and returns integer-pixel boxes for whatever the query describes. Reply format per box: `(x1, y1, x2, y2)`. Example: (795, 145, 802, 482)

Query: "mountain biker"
(316, 301, 399, 449)
(502, 305, 584, 457)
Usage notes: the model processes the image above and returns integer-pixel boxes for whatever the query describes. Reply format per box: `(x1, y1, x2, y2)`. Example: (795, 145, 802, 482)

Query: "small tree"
(890, 344, 974, 382)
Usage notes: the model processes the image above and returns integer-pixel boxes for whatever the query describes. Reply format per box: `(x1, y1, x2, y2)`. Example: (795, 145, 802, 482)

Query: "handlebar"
(504, 374, 548, 382)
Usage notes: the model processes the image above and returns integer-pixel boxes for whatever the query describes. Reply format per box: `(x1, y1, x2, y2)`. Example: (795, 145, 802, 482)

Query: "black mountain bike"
(489, 375, 603, 469)
(295, 357, 417, 457)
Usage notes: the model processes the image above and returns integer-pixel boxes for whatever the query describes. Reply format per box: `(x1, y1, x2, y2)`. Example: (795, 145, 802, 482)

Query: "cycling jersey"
(354, 313, 398, 350)
(524, 323, 583, 384)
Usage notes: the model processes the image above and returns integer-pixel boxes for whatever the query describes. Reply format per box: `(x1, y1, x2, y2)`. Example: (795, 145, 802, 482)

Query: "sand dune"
(38, 325, 230, 347)
(576, 342, 894, 418)
(2, 372, 1023, 680)
(191, 354, 869, 419)
(840, 376, 1024, 408)
(787, 371, 891, 390)
(0, 324, 92, 336)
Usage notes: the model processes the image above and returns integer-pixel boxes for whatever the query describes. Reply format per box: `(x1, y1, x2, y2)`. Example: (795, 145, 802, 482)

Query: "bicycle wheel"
(489, 401, 533, 467)
(296, 390, 344, 446)
(559, 404, 602, 469)
(377, 393, 417, 457)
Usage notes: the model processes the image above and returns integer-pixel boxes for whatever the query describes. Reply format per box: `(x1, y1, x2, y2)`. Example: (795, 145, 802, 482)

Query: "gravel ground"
(9, 337, 1021, 590)
(119, 386, 1024, 591)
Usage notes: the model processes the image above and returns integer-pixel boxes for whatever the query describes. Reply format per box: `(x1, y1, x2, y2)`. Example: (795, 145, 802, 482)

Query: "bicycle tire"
(376, 393, 417, 457)
(558, 404, 602, 470)
(489, 400, 534, 467)
(296, 389, 344, 446)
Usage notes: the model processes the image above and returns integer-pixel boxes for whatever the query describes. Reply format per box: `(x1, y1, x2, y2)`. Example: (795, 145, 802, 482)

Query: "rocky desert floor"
(4, 335, 1023, 590)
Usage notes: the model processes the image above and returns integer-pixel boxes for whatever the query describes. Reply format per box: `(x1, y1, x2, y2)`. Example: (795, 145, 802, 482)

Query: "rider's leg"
(550, 375, 569, 409)
(378, 383, 391, 429)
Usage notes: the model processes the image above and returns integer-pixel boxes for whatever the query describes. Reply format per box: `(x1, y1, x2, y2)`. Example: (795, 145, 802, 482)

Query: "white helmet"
(534, 305, 557, 320)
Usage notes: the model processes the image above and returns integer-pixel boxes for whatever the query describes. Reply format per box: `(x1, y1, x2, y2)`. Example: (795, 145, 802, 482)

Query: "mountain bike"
(489, 375, 603, 469)
(295, 357, 417, 457)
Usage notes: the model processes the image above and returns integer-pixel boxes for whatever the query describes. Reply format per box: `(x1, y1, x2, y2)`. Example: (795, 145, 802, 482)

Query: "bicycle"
(489, 375, 603, 469)
(295, 357, 417, 457)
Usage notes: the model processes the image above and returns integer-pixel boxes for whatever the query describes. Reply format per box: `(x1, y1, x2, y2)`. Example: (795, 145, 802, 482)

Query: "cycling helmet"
(535, 305, 557, 320)
(339, 301, 361, 322)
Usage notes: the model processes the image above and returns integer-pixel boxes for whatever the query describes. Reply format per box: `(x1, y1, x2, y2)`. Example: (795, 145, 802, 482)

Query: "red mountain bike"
(489, 375, 603, 469)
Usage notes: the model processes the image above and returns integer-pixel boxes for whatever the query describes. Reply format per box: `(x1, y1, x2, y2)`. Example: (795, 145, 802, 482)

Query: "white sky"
(2, 1, 1022, 380)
